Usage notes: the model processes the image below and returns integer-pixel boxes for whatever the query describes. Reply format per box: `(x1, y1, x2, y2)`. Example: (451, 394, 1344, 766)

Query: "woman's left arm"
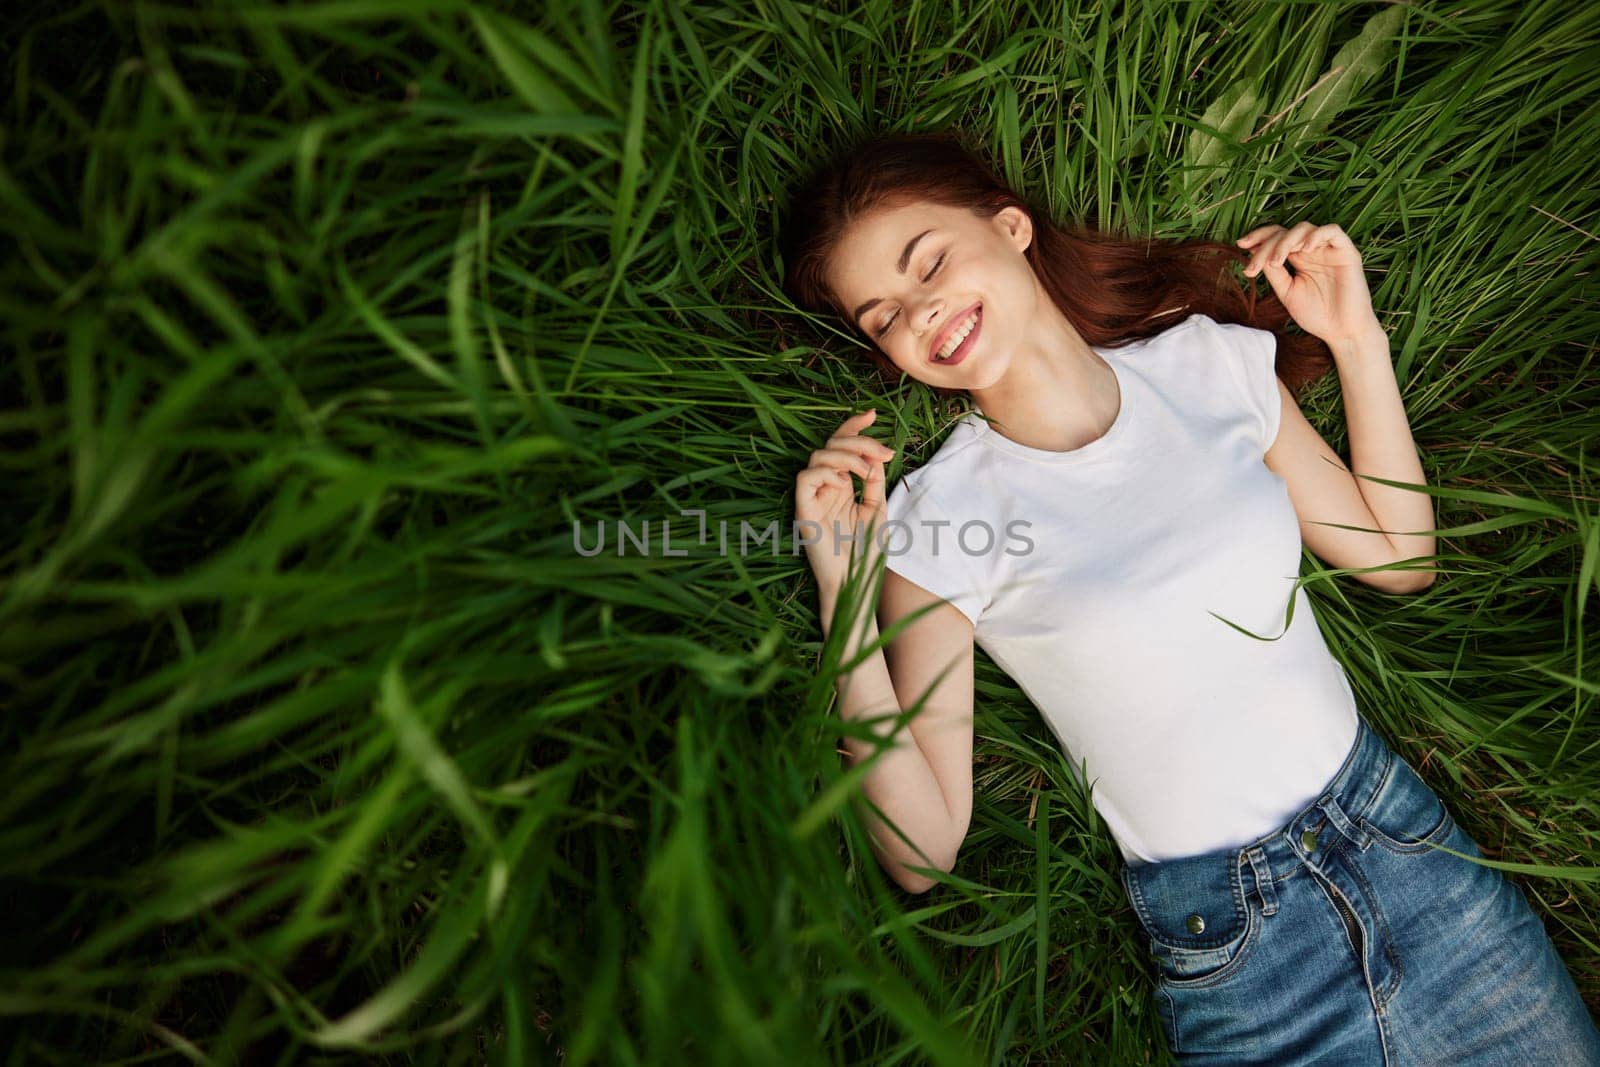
(1238, 222, 1437, 594)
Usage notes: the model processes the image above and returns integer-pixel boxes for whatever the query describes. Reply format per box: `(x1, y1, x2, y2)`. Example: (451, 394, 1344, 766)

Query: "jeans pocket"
(1358, 745, 1455, 854)
(1122, 855, 1262, 989)
(1151, 898, 1262, 988)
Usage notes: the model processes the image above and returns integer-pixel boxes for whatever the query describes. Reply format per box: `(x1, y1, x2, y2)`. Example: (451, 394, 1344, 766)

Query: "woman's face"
(825, 200, 1036, 388)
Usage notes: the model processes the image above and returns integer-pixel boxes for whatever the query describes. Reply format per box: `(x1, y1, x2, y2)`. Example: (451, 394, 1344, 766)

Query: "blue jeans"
(1119, 713, 1600, 1064)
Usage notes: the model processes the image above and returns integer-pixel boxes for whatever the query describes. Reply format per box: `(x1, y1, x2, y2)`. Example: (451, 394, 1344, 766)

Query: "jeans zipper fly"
(1327, 879, 1363, 954)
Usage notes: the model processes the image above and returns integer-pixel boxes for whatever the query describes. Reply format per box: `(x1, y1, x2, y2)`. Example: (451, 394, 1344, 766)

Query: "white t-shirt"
(882, 312, 1360, 864)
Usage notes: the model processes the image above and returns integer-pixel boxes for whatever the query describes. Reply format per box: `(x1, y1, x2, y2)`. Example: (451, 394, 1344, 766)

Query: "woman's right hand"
(795, 408, 896, 592)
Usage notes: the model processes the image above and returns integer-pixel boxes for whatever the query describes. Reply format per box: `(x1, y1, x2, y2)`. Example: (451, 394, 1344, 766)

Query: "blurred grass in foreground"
(2, 0, 1598, 1063)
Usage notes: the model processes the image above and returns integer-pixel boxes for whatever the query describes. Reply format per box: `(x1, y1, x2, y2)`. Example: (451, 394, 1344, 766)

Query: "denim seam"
(1245, 848, 1278, 917)
(1355, 743, 1398, 828)
(1362, 807, 1456, 856)
(1342, 847, 1405, 1008)
(1317, 792, 1373, 852)
(1157, 986, 1180, 1054)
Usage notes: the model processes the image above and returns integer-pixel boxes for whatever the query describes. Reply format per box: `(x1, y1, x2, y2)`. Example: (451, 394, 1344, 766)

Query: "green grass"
(2, 0, 1598, 1063)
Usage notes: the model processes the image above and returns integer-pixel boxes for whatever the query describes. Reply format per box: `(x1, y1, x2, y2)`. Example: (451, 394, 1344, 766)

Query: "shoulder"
(1122, 312, 1274, 376)
(885, 416, 993, 523)
(1133, 311, 1238, 352)
(891, 414, 985, 489)
(1102, 312, 1228, 389)
(1112, 311, 1213, 352)
(1146, 314, 1281, 448)
(1194, 312, 1275, 352)
(1096, 313, 1217, 377)
(1161, 311, 1216, 341)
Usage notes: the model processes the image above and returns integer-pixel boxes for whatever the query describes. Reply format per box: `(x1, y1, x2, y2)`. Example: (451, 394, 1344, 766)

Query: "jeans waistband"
(1118, 714, 1388, 950)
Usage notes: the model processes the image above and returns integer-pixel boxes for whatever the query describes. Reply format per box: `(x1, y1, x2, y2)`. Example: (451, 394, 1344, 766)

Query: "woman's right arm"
(821, 572, 975, 895)
(798, 409, 975, 895)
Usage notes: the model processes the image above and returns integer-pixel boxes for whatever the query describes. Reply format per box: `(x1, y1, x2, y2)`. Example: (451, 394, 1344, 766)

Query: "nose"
(914, 297, 946, 338)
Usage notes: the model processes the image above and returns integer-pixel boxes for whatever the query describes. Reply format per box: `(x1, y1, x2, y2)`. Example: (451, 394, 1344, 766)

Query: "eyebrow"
(851, 228, 936, 327)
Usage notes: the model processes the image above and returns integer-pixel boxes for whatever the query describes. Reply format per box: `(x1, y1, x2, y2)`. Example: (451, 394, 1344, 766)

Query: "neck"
(968, 299, 1122, 452)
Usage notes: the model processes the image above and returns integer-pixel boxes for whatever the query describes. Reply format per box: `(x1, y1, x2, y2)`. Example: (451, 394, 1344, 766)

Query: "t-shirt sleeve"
(881, 472, 987, 629)
(1210, 318, 1284, 453)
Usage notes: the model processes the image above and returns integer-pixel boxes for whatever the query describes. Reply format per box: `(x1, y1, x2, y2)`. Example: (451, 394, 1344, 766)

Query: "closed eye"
(875, 252, 947, 339)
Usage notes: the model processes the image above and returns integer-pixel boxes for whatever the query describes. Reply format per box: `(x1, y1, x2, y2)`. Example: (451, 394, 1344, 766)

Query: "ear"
(995, 205, 1033, 254)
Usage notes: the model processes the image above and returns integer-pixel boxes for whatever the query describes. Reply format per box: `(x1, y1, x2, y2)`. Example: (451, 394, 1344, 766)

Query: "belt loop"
(1316, 792, 1371, 850)
(1244, 846, 1278, 916)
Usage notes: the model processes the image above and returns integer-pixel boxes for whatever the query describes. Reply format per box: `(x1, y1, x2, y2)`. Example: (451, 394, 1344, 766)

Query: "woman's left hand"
(1236, 222, 1382, 349)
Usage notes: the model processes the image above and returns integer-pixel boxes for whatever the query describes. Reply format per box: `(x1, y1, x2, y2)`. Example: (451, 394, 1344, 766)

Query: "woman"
(780, 129, 1600, 1065)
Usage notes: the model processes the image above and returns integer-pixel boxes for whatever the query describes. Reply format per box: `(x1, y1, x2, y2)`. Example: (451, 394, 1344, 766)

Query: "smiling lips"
(932, 303, 982, 364)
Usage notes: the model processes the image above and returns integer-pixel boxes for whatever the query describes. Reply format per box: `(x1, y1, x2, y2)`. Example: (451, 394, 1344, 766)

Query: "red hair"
(779, 128, 1334, 404)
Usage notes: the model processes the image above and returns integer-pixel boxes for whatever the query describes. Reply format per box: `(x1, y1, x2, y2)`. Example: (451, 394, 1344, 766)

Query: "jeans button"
(1186, 913, 1206, 934)
(1301, 828, 1318, 852)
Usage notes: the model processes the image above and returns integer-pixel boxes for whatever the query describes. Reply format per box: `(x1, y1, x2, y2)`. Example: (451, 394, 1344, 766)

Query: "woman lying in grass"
(780, 129, 1600, 1064)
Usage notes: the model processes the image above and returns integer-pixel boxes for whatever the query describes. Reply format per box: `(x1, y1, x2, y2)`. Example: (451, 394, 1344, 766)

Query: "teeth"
(936, 310, 979, 360)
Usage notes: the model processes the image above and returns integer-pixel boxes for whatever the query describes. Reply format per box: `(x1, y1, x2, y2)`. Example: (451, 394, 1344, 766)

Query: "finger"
(812, 443, 890, 474)
(1262, 225, 1313, 271)
(1244, 230, 1286, 275)
(798, 465, 851, 487)
(835, 408, 877, 434)
(862, 455, 886, 513)
(1236, 224, 1283, 248)
(1254, 227, 1298, 274)
(798, 466, 846, 485)
(1312, 223, 1355, 254)
(1258, 253, 1294, 299)
(820, 449, 874, 478)
(796, 467, 840, 501)
(1275, 222, 1320, 269)
(825, 431, 887, 450)
(1246, 223, 1305, 277)
(825, 432, 896, 461)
